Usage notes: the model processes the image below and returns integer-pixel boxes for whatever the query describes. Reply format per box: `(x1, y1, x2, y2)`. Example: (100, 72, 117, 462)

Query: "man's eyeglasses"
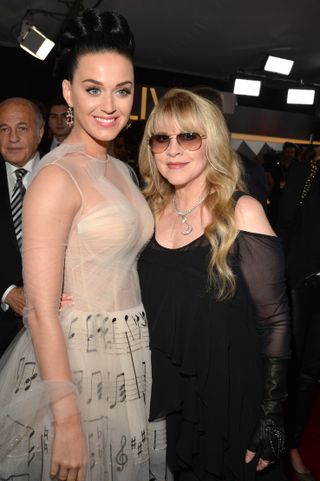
(148, 132, 206, 154)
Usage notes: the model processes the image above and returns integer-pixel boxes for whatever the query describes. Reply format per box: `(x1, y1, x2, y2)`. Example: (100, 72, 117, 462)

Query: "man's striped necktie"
(11, 168, 27, 249)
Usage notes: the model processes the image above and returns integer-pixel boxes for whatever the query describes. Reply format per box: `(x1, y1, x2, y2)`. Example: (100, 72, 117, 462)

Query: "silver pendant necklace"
(172, 194, 207, 235)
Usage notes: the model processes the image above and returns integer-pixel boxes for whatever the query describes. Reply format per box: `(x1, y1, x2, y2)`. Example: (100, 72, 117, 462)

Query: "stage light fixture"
(264, 55, 294, 75)
(18, 21, 55, 60)
(233, 78, 261, 97)
(287, 88, 315, 105)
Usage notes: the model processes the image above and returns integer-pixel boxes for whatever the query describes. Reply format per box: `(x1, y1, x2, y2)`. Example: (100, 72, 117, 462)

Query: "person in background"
(138, 88, 290, 481)
(112, 131, 141, 185)
(0, 97, 44, 357)
(191, 85, 224, 110)
(278, 146, 320, 481)
(40, 97, 72, 154)
(112, 132, 132, 162)
(0, 9, 166, 481)
(264, 142, 298, 230)
(112, 121, 146, 186)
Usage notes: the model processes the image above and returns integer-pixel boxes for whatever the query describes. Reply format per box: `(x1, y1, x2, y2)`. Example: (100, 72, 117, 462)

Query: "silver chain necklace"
(172, 194, 207, 235)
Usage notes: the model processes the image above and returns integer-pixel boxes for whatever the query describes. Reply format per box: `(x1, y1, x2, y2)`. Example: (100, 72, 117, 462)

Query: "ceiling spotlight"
(233, 78, 261, 97)
(287, 88, 315, 105)
(264, 55, 294, 75)
(18, 21, 55, 60)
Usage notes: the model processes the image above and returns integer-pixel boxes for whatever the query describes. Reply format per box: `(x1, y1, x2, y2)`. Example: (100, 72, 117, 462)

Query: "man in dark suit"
(0, 97, 44, 356)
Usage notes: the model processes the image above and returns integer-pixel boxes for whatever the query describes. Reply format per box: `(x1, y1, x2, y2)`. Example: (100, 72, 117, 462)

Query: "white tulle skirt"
(0, 303, 168, 481)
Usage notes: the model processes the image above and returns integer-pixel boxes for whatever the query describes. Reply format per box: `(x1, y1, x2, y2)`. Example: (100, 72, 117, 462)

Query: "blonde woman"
(138, 89, 290, 481)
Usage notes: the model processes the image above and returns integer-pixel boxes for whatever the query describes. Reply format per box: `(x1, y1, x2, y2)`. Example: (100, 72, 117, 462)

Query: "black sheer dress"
(138, 222, 290, 481)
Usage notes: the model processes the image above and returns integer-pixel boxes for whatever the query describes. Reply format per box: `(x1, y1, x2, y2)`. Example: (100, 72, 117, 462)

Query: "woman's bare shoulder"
(234, 194, 275, 235)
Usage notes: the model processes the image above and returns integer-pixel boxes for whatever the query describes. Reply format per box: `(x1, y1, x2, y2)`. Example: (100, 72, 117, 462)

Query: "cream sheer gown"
(0, 144, 168, 481)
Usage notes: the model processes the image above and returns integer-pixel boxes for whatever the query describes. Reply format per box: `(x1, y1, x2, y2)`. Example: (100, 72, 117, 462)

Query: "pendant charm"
(173, 194, 207, 237)
(181, 215, 193, 235)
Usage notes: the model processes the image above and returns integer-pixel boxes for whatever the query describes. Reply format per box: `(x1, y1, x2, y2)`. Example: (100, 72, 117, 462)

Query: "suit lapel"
(0, 160, 20, 252)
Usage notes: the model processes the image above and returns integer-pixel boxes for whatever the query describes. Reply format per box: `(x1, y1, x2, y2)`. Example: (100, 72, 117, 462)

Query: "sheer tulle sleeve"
(22, 162, 82, 421)
(237, 231, 291, 358)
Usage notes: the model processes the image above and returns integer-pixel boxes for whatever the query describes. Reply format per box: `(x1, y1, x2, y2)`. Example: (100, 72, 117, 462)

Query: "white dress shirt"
(50, 137, 61, 150)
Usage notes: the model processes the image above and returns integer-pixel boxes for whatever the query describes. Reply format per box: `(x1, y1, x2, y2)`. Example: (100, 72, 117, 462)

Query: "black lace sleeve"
(237, 231, 291, 358)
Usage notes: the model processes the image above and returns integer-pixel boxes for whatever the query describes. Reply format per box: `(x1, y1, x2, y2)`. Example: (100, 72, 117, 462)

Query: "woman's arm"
(234, 194, 290, 358)
(22, 164, 87, 480)
(235, 195, 290, 471)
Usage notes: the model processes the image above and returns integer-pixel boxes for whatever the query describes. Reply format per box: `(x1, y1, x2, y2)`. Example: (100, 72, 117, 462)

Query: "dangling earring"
(66, 106, 74, 127)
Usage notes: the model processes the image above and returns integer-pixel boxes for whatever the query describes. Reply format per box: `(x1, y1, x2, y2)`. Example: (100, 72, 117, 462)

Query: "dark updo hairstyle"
(57, 8, 135, 81)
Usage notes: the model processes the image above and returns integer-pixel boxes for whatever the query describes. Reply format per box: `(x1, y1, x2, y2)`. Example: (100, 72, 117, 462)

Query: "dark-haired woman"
(0, 9, 166, 481)
(138, 89, 290, 481)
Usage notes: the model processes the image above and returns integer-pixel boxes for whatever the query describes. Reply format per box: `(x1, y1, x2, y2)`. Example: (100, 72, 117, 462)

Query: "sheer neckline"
(239, 230, 278, 239)
(57, 142, 108, 163)
(153, 230, 279, 252)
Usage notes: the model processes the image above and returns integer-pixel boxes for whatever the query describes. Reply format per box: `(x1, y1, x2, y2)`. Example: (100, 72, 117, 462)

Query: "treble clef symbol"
(116, 435, 128, 472)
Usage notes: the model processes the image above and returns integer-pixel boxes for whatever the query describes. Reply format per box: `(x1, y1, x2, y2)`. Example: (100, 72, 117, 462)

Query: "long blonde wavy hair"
(139, 88, 246, 299)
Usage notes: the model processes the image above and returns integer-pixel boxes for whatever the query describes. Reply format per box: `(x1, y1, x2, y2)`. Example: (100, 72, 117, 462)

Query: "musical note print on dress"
(130, 429, 147, 458)
(68, 316, 79, 339)
(14, 358, 38, 394)
(0, 305, 165, 480)
(62, 310, 149, 355)
(110, 373, 126, 409)
(87, 371, 103, 404)
(116, 435, 128, 472)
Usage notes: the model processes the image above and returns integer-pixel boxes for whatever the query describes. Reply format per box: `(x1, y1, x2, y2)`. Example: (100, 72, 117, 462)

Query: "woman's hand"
(245, 359, 287, 472)
(60, 293, 74, 311)
(245, 448, 273, 472)
(50, 414, 87, 481)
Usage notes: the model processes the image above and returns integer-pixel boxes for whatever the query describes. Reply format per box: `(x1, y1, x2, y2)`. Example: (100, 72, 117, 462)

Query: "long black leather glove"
(248, 357, 287, 462)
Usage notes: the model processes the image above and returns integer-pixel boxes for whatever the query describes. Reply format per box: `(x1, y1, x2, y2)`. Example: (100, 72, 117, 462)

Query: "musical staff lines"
(0, 305, 160, 479)
(72, 367, 147, 408)
(64, 311, 149, 355)
(110, 373, 126, 409)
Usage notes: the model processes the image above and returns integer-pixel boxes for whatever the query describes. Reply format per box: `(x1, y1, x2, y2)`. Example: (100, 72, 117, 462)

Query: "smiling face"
(62, 51, 134, 153)
(152, 115, 208, 192)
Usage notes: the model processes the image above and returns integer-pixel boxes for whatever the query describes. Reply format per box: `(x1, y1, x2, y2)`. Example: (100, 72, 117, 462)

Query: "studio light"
(287, 88, 315, 105)
(233, 78, 261, 97)
(264, 55, 294, 75)
(18, 21, 55, 60)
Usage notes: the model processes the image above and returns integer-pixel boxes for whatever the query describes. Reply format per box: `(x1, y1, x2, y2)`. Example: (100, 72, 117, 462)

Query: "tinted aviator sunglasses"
(148, 132, 207, 154)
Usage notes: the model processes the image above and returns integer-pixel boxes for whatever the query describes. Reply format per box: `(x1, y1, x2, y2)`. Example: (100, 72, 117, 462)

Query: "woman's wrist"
(54, 411, 81, 427)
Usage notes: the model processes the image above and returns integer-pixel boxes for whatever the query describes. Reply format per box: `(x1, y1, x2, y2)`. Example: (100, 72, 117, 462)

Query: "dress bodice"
(25, 144, 154, 312)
